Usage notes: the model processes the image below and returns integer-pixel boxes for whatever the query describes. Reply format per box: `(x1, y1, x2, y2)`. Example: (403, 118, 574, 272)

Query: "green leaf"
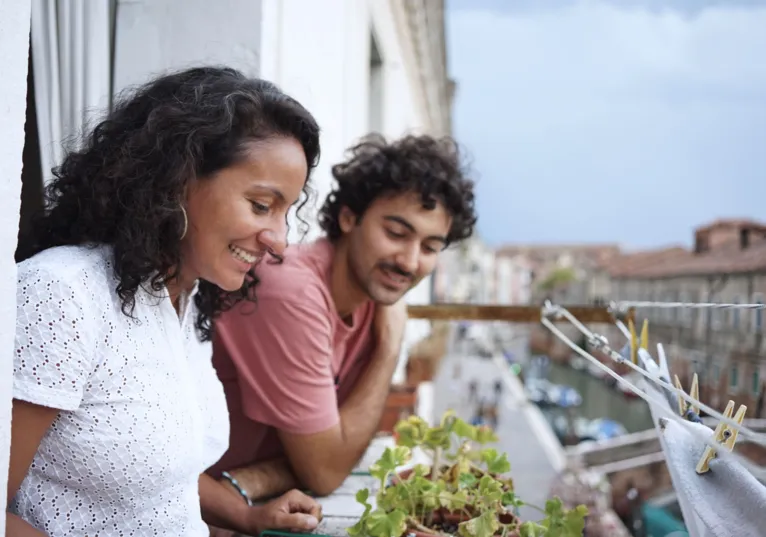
(347, 489, 373, 536)
(346, 517, 367, 536)
(518, 521, 547, 537)
(395, 416, 429, 448)
(452, 417, 477, 440)
(481, 449, 511, 475)
(356, 489, 370, 504)
(476, 474, 503, 506)
(489, 454, 511, 474)
(440, 409, 458, 429)
(412, 464, 430, 478)
(423, 426, 451, 450)
(411, 476, 442, 510)
(365, 509, 408, 537)
(501, 491, 524, 508)
(458, 472, 478, 489)
(370, 446, 411, 484)
(437, 489, 469, 512)
(475, 426, 498, 444)
(458, 510, 500, 537)
(376, 483, 410, 512)
(536, 497, 588, 537)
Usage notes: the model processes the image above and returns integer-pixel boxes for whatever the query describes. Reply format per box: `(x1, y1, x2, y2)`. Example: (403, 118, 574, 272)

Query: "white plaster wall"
(495, 257, 512, 306)
(113, 0, 262, 93)
(0, 0, 33, 530)
(260, 0, 433, 386)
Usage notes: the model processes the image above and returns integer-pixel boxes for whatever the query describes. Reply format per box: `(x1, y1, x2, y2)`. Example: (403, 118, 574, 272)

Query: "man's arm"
(227, 336, 400, 500)
(217, 284, 406, 498)
(278, 340, 399, 496)
(278, 301, 407, 496)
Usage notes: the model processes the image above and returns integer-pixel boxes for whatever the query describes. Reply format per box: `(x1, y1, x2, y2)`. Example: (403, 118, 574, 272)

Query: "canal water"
(545, 361, 654, 433)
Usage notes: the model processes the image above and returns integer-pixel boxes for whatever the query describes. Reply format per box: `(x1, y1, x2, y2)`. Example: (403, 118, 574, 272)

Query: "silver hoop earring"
(179, 205, 188, 240)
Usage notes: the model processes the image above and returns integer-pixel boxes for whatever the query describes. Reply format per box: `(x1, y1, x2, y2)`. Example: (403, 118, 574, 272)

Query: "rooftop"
(604, 218, 766, 279)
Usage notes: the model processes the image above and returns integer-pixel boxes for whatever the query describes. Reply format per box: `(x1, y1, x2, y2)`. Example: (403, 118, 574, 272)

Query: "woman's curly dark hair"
(318, 134, 476, 244)
(19, 66, 320, 341)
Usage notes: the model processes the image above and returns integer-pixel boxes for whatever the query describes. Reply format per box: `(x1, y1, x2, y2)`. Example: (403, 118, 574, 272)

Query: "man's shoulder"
(256, 239, 333, 303)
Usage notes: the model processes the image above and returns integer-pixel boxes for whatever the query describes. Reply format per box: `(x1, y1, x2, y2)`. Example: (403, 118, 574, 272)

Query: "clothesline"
(541, 301, 766, 448)
(539, 299, 766, 537)
(612, 300, 766, 311)
(540, 316, 759, 474)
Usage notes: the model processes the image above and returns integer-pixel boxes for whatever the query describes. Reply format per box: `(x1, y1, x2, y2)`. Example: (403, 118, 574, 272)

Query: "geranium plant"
(347, 412, 587, 537)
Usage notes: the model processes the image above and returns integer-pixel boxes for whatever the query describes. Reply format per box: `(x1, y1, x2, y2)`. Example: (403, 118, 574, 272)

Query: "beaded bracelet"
(221, 471, 253, 507)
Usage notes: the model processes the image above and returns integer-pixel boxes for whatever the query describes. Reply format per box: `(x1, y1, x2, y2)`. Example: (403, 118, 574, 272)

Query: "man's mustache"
(378, 263, 414, 282)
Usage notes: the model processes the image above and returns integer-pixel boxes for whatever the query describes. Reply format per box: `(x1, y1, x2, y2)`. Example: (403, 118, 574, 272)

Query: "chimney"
(694, 231, 709, 254)
(740, 228, 750, 250)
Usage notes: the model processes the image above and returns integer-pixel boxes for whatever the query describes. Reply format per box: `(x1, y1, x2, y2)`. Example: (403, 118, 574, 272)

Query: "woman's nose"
(257, 228, 287, 256)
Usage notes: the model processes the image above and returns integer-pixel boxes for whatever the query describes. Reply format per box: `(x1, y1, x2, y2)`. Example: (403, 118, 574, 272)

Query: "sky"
(447, 0, 766, 250)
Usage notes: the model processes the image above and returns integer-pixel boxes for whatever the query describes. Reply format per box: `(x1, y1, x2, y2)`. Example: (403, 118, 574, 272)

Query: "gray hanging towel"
(659, 418, 766, 537)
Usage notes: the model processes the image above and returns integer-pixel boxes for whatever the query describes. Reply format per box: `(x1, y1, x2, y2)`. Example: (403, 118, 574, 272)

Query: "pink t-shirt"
(208, 239, 375, 476)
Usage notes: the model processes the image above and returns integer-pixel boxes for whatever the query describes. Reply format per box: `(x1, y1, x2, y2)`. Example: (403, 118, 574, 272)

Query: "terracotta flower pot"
(378, 385, 418, 433)
(402, 511, 519, 537)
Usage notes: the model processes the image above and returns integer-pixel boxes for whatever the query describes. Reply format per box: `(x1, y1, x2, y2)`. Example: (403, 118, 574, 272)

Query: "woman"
(8, 66, 322, 536)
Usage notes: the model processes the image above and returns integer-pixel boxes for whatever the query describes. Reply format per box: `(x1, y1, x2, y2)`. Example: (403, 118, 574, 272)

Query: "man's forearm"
(336, 343, 400, 465)
(228, 457, 300, 501)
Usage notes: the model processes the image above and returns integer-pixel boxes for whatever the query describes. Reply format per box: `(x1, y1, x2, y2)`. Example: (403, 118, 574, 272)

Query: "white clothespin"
(696, 400, 747, 474)
(656, 343, 670, 381)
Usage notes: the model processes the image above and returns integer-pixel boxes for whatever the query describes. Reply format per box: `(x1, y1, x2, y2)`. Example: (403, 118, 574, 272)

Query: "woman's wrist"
(221, 471, 253, 506)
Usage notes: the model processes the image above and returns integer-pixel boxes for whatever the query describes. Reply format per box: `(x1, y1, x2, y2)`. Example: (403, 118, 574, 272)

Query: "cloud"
(449, 0, 766, 248)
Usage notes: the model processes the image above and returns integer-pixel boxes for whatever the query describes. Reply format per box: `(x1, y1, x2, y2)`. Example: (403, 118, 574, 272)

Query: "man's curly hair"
(319, 134, 476, 245)
(18, 66, 320, 341)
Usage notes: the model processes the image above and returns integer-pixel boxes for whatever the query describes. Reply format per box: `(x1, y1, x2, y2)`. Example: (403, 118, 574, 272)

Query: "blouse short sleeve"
(13, 264, 95, 411)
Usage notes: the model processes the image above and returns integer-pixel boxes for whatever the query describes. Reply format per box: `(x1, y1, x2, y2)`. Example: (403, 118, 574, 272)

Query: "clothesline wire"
(539, 315, 766, 475)
(612, 300, 766, 311)
(541, 303, 766, 448)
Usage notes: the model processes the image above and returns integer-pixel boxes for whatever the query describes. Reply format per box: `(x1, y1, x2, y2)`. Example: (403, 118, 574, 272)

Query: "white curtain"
(30, 0, 113, 184)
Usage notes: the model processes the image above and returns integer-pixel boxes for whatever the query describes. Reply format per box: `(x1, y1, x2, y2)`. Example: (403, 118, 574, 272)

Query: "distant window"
(753, 369, 761, 395)
(712, 364, 720, 383)
(754, 294, 764, 332)
(730, 365, 739, 390)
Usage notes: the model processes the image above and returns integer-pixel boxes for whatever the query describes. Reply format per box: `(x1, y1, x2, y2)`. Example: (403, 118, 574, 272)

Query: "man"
(208, 134, 477, 500)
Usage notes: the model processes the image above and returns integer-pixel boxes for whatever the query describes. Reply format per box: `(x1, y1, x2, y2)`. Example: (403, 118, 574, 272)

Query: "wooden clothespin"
(628, 319, 649, 365)
(673, 373, 701, 422)
(696, 400, 747, 474)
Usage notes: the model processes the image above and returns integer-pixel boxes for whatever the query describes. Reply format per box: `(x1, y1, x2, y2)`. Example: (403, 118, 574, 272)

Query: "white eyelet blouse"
(10, 244, 230, 536)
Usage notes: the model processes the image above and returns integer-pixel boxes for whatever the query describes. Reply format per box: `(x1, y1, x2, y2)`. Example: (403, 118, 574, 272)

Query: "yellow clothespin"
(696, 400, 747, 474)
(674, 373, 700, 418)
(629, 319, 649, 365)
(640, 319, 649, 350)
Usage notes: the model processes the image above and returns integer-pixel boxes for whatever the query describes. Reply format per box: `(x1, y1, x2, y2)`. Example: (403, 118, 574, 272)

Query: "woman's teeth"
(229, 245, 257, 264)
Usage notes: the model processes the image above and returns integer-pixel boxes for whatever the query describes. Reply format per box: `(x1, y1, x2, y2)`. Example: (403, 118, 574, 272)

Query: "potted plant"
(348, 412, 587, 537)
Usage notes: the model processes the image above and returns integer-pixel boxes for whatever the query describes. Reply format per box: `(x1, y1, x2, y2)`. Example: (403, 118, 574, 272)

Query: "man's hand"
(246, 489, 322, 535)
(373, 299, 408, 357)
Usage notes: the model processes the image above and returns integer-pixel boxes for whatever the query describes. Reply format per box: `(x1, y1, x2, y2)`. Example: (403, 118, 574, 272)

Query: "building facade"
(497, 243, 621, 305)
(593, 219, 766, 416)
